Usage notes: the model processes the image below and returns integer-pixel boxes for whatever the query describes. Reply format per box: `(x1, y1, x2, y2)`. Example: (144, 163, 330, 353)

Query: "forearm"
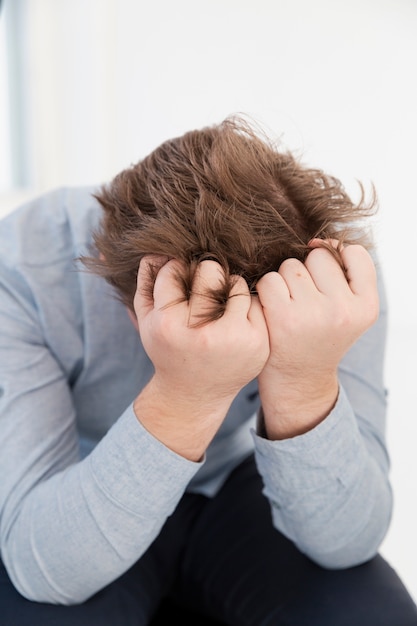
(2, 407, 201, 605)
(133, 377, 233, 462)
(253, 385, 392, 568)
(258, 368, 339, 439)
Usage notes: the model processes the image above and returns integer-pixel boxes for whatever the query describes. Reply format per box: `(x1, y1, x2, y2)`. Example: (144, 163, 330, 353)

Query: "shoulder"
(0, 186, 102, 269)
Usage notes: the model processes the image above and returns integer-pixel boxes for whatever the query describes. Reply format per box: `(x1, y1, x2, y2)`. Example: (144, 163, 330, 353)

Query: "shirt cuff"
(88, 404, 204, 519)
(252, 385, 365, 494)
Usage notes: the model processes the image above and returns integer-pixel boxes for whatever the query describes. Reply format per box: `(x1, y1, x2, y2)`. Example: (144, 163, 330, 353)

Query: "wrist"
(258, 371, 339, 440)
(133, 377, 231, 461)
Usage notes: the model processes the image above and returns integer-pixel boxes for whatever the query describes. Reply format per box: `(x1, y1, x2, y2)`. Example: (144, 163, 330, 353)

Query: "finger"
(304, 246, 348, 296)
(277, 258, 316, 300)
(308, 237, 344, 251)
(152, 258, 189, 309)
(256, 271, 292, 309)
(246, 293, 270, 333)
(340, 245, 377, 296)
(135, 255, 168, 320)
(137, 254, 168, 294)
(189, 260, 227, 320)
(226, 276, 269, 348)
(225, 275, 252, 317)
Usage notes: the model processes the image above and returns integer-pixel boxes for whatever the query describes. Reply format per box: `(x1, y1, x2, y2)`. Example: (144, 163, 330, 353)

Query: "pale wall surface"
(1, 0, 416, 602)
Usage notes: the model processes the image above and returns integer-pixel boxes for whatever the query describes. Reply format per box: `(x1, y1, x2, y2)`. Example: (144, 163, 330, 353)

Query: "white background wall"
(1, 0, 416, 603)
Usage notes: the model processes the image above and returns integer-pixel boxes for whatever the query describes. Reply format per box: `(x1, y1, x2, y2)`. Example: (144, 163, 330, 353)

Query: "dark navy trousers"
(1, 455, 416, 626)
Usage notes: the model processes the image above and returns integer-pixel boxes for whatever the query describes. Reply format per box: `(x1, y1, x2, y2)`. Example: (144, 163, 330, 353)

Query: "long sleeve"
(0, 277, 202, 604)
(253, 264, 391, 568)
(0, 191, 203, 604)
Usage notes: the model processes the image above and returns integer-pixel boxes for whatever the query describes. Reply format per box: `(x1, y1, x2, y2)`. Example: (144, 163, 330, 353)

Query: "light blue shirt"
(0, 187, 392, 604)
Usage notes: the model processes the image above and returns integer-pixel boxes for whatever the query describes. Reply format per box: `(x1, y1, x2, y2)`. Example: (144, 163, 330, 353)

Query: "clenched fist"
(256, 241, 379, 440)
(133, 257, 269, 460)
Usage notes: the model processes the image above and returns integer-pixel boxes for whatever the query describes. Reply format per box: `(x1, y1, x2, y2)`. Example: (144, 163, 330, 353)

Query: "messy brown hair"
(82, 116, 377, 323)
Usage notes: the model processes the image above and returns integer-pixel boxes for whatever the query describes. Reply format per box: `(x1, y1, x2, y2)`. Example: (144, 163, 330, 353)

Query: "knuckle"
(280, 257, 303, 272)
(154, 309, 182, 341)
(257, 271, 277, 289)
(328, 301, 354, 330)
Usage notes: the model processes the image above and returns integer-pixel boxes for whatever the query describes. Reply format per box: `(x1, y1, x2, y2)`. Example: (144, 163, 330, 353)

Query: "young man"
(1, 117, 416, 625)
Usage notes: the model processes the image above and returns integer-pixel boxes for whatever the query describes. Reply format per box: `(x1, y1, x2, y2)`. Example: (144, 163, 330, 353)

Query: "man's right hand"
(132, 257, 269, 461)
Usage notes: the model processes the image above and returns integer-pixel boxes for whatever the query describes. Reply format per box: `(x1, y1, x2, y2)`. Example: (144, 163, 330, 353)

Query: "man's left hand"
(255, 241, 379, 439)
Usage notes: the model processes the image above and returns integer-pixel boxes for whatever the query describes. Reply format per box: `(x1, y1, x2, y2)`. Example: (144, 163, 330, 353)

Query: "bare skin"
(133, 258, 269, 461)
(256, 240, 379, 439)
(132, 242, 379, 460)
